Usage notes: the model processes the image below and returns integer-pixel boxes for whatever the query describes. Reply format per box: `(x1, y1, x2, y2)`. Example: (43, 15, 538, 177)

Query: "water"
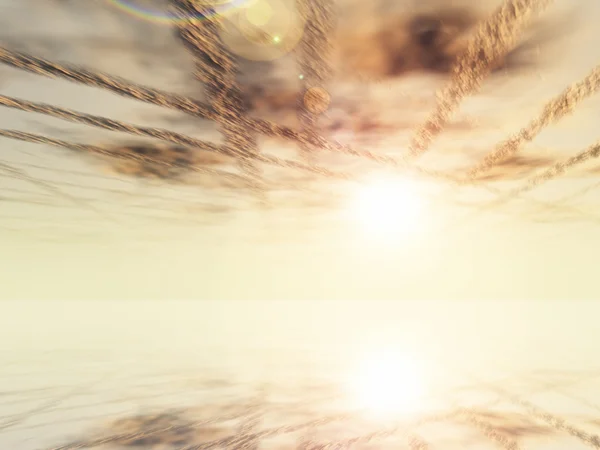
(1, 300, 599, 449)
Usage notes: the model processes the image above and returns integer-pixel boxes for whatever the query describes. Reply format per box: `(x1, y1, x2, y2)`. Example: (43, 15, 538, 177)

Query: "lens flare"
(219, 0, 306, 61)
(108, 0, 305, 62)
(106, 0, 247, 25)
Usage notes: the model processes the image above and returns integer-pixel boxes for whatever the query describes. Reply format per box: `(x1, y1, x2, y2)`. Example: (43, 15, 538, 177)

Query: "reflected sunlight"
(346, 348, 425, 419)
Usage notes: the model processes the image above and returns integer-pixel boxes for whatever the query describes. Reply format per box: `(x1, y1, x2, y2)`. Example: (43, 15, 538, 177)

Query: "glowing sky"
(0, 0, 599, 300)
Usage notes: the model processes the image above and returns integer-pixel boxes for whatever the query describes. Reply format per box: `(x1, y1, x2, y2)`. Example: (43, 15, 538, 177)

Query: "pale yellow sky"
(0, 0, 599, 301)
(2, 214, 600, 299)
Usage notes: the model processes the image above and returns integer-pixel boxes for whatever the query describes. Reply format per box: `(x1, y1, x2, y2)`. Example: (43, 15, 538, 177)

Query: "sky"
(1, 6, 600, 449)
(0, 0, 599, 300)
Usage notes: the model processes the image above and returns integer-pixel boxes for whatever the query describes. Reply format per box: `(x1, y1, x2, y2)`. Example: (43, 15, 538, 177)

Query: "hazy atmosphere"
(1, 0, 599, 300)
(1, 0, 600, 448)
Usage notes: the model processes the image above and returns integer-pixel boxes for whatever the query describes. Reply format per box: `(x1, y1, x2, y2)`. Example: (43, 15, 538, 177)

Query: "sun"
(346, 349, 425, 419)
(346, 175, 425, 237)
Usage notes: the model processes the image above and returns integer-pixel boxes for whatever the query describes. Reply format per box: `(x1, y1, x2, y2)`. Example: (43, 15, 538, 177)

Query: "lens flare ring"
(108, 0, 305, 61)
(220, 0, 306, 61)
(106, 0, 247, 25)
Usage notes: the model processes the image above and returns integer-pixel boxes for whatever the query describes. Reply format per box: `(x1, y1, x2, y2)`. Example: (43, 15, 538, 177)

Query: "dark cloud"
(100, 141, 233, 182)
(467, 154, 558, 182)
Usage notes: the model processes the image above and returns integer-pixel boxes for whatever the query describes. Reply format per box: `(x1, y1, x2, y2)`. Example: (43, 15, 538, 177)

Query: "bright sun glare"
(346, 349, 425, 419)
(347, 175, 424, 237)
